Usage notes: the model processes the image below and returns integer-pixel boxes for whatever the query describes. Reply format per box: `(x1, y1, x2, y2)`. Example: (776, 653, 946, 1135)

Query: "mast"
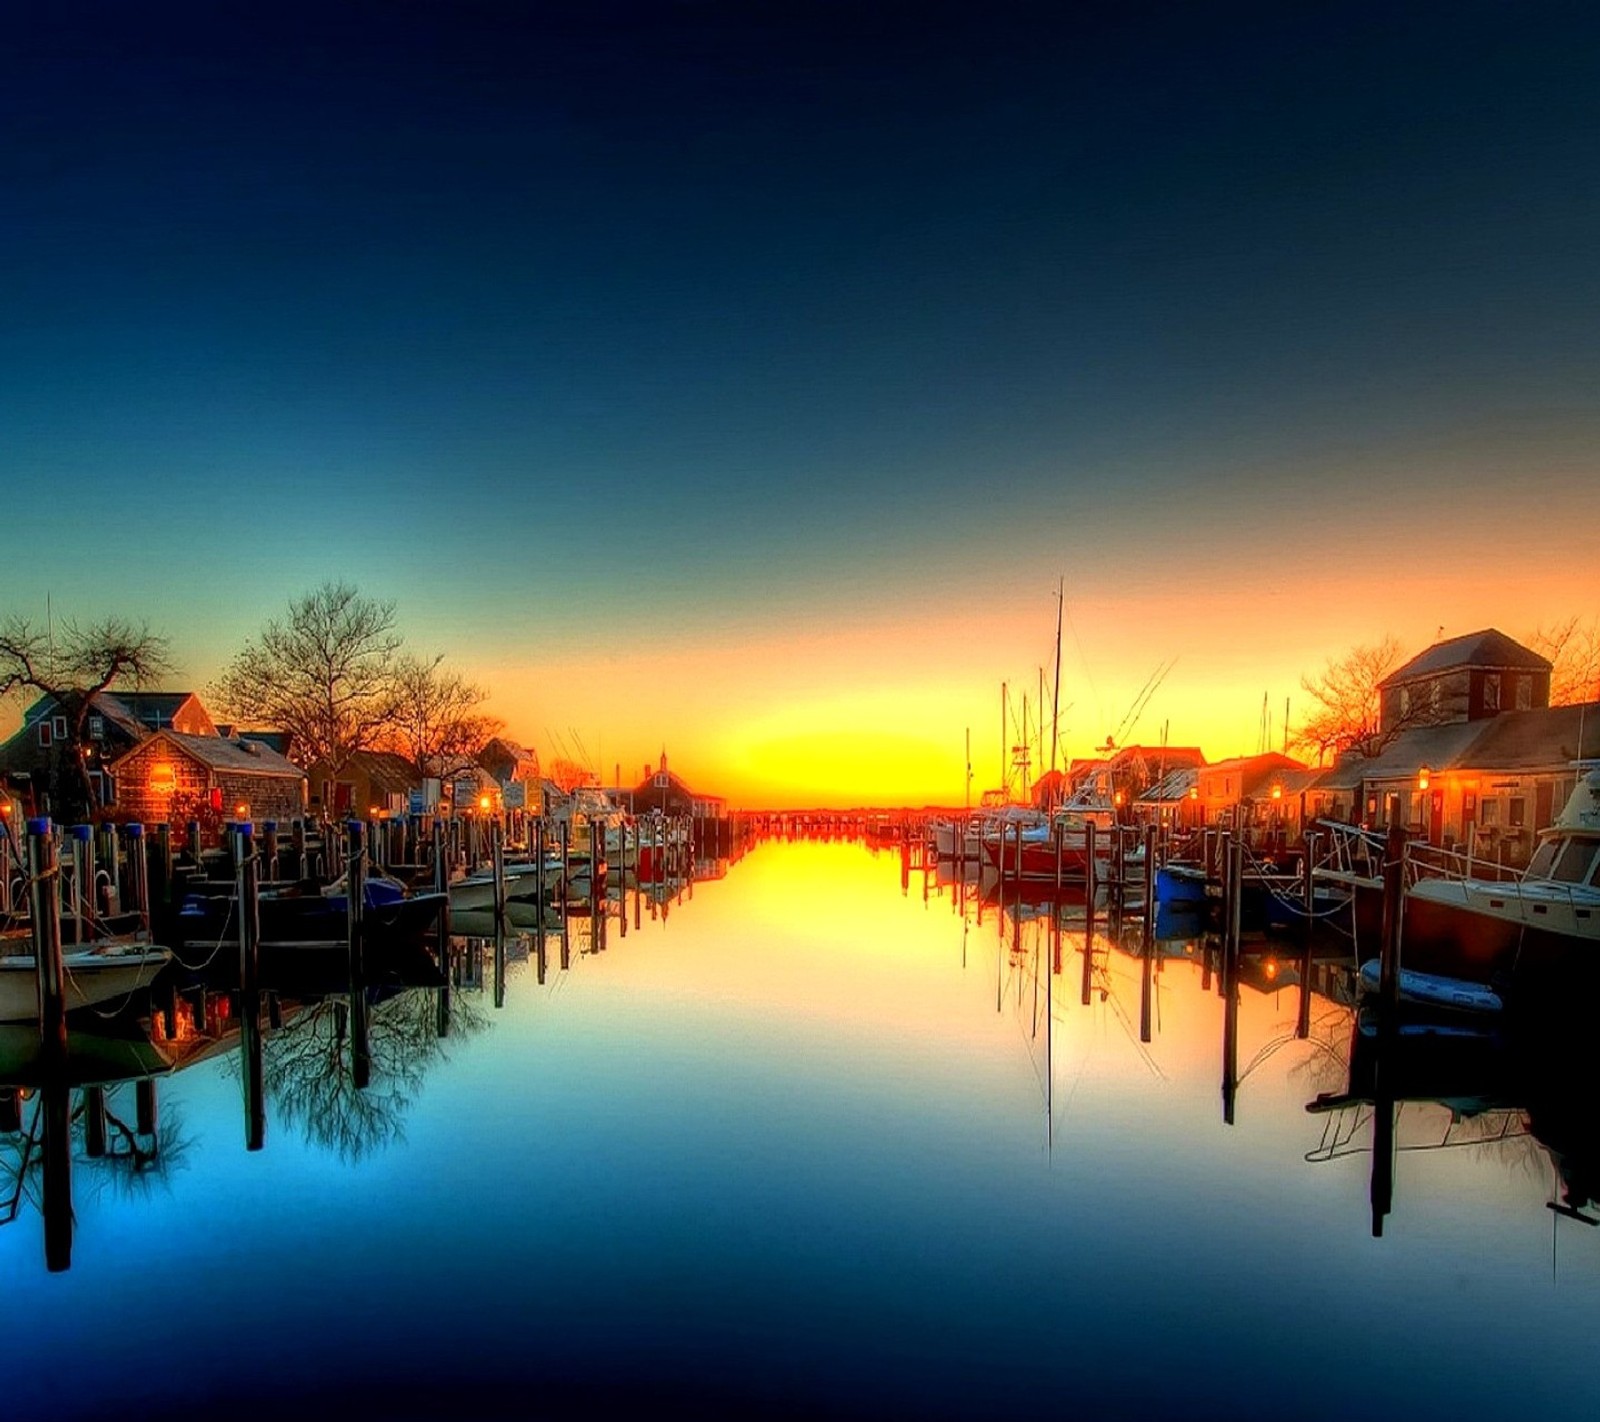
(1000, 682, 1008, 803)
(1051, 578, 1063, 776)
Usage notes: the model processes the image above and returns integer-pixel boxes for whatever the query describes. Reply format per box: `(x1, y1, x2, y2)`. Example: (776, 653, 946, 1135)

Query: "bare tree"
(0, 614, 171, 817)
(210, 582, 402, 775)
(384, 654, 503, 777)
(1528, 616, 1600, 707)
(1293, 636, 1408, 764)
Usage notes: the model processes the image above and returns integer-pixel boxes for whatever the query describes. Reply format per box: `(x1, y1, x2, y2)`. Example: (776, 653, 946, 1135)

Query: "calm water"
(5, 839, 1598, 1420)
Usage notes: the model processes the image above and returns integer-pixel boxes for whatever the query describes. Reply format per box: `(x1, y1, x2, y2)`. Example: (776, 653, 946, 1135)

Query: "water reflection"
(4, 834, 1598, 1418)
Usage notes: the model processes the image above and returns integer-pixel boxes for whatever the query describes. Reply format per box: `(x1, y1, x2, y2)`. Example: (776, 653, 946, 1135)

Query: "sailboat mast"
(1000, 682, 1008, 803)
(1051, 578, 1063, 776)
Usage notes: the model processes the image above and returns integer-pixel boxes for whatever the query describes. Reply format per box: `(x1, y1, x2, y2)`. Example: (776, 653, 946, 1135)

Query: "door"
(1429, 790, 1444, 847)
(1534, 782, 1555, 830)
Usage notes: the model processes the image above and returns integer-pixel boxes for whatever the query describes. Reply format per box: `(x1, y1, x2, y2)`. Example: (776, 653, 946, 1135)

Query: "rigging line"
(1059, 596, 1102, 746)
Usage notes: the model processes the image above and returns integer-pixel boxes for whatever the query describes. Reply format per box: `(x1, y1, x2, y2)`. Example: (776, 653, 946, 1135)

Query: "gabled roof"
(1380, 628, 1549, 687)
(101, 691, 200, 726)
(342, 750, 420, 795)
(1451, 700, 1600, 772)
(110, 731, 304, 779)
(1135, 767, 1199, 804)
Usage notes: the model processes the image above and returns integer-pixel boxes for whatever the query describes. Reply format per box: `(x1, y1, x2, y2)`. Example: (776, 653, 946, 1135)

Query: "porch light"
(1271, 784, 1282, 800)
(479, 794, 492, 812)
(234, 803, 250, 820)
(1418, 767, 1431, 791)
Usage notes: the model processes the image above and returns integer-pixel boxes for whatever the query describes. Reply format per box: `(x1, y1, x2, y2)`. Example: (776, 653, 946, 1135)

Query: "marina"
(4, 830, 1600, 1419)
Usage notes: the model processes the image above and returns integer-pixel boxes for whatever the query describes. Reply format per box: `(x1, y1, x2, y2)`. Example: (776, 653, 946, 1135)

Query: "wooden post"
(97, 820, 119, 917)
(560, 818, 571, 914)
(292, 818, 308, 880)
(26, 819, 67, 1050)
(1378, 818, 1407, 1011)
(346, 819, 370, 1090)
(1082, 821, 1097, 1006)
(186, 818, 202, 869)
(233, 821, 260, 989)
(261, 821, 280, 883)
(124, 823, 149, 933)
(1221, 838, 1243, 1124)
(1297, 831, 1317, 1039)
(66, 824, 92, 946)
(491, 818, 506, 925)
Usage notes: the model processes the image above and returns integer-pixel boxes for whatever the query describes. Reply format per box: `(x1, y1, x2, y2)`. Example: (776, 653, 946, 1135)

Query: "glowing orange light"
(234, 803, 249, 820)
(1113, 791, 1124, 807)
(150, 762, 177, 793)
(1264, 960, 1278, 980)
(1271, 784, 1282, 800)
(1418, 767, 1430, 791)
(478, 794, 491, 812)
(1188, 787, 1199, 800)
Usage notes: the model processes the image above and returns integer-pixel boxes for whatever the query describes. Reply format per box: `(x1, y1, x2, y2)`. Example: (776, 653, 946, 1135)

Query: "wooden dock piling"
(26, 819, 67, 1050)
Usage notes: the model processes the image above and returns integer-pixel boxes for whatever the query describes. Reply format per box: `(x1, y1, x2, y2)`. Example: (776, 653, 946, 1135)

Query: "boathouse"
(108, 730, 305, 827)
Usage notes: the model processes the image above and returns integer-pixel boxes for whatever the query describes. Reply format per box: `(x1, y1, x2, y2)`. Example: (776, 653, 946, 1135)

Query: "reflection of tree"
(249, 988, 489, 1164)
(1, 1089, 192, 1224)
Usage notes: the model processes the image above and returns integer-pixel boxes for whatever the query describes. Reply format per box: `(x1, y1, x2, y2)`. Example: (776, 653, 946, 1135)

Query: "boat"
(1399, 765, 1600, 988)
(447, 856, 563, 912)
(176, 875, 447, 956)
(0, 940, 171, 1023)
(1357, 959, 1504, 1015)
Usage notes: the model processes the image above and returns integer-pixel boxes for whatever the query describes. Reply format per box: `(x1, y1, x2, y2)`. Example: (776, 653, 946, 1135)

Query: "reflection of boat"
(0, 1022, 171, 1085)
(1157, 859, 1347, 931)
(0, 941, 171, 1022)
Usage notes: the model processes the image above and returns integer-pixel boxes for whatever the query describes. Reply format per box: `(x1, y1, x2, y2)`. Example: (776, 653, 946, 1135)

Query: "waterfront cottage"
(302, 749, 420, 819)
(108, 730, 305, 826)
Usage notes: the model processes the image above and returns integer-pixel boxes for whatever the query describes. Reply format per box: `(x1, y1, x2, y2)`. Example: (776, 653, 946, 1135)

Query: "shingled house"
(1309, 630, 1595, 864)
(108, 729, 306, 826)
(0, 690, 220, 819)
(302, 750, 421, 819)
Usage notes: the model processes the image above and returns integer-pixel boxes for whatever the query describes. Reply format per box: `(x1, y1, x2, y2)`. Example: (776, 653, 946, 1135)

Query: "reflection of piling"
(85, 1086, 108, 1158)
(560, 820, 571, 915)
(1370, 1013, 1397, 1236)
(26, 819, 67, 1050)
(493, 922, 506, 1009)
(136, 1079, 158, 1137)
(0, 1089, 19, 1133)
(42, 1078, 72, 1272)
(241, 988, 265, 1151)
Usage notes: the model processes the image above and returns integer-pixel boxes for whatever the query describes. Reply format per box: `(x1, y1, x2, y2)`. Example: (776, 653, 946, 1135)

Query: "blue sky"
(4, 3, 1597, 798)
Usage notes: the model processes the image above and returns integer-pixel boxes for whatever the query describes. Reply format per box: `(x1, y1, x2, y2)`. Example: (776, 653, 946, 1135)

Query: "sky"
(4, 2, 1598, 806)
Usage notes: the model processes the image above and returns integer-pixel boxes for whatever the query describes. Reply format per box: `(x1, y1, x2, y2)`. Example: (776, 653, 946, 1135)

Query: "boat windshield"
(1531, 837, 1600, 884)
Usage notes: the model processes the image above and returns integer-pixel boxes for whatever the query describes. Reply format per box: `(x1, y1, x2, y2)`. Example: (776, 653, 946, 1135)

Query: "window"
(1482, 674, 1500, 713)
(37, 720, 52, 747)
(1479, 798, 1499, 826)
(1429, 681, 1442, 714)
(1399, 686, 1412, 718)
(1551, 839, 1595, 883)
(88, 715, 104, 739)
(1508, 797, 1526, 827)
(52, 715, 68, 739)
(654, 774, 669, 788)
(1515, 675, 1532, 710)
(1462, 792, 1476, 821)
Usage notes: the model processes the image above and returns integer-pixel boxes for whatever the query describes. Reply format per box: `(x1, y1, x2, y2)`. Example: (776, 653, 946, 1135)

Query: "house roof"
(342, 750, 420, 795)
(101, 691, 199, 726)
(1380, 628, 1549, 687)
(1308, 703, 1600, 790)
(1452, 700, 1600, 772)
(109, 731, 304, 779)
(1135, 767, 1199, 804)
(1201, 753, 1306, 776)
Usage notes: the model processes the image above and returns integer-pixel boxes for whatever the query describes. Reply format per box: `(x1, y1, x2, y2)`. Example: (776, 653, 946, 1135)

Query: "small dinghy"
(1358, 959, 1504, 1015)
